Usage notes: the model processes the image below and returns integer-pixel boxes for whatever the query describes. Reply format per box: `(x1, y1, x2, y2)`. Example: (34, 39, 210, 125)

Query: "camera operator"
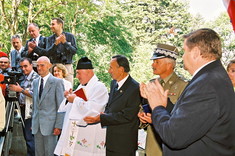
(46, 17, 77, 85)
(8, 57, 39, 156)
(0, 57, 10, 72)
(0, 57, 11, 96)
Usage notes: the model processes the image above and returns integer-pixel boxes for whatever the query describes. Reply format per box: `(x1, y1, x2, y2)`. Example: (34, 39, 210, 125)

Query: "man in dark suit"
(84, 55, 141, 156)
(21, 23, 47, 71)
(46, 18, 77, 85)
(32, 56, 64, 156)
(140, 28, 235, 156)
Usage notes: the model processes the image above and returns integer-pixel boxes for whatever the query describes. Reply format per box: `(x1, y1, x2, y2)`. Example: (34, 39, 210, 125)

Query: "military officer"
(138, 43, 188, 156)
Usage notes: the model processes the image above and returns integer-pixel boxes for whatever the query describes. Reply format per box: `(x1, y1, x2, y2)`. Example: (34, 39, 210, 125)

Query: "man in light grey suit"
(32, 56, 64, 156)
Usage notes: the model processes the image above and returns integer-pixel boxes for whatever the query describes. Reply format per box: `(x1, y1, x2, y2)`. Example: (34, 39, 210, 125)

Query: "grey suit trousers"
(34, 127, 57, 156)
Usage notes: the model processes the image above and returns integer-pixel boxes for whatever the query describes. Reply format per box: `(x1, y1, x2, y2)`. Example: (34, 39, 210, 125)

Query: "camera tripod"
(0, 96, 24, 156)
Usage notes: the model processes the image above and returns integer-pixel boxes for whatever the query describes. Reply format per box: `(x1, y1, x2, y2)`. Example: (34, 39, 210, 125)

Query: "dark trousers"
(23, 118, 35, 156)
(20, 106, 35, 156)
(106, 149, 136, 156)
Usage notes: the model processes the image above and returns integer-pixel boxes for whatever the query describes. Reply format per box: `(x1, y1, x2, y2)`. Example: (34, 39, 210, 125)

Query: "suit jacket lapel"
(38, 36, 43, 46)
(172, 60, 221, 113)
(108, 76, 132, 105)
(39, 75, 53, 104)
(107, 80, 116, 104)
(184, 60, 220, 91)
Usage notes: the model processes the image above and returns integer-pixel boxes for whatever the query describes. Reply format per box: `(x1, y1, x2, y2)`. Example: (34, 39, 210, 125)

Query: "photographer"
(46, 17, 77, 85)
(8, 57, 39, 156)
(0, 57, 10, 72)
(0, 57, 10, 96)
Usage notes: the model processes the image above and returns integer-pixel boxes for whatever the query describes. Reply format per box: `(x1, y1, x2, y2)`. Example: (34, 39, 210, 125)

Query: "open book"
(74, 88, 87, 101)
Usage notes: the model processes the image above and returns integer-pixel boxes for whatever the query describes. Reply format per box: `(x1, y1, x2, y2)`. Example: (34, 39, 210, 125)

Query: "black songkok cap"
(76, 56, 94, 70)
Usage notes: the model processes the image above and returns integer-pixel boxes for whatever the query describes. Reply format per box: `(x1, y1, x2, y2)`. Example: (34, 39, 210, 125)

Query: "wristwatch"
(21, 89, 25, 94)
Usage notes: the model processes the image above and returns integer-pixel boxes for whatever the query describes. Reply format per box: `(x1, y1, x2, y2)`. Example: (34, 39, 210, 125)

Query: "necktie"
(160, 79, 165, 86)
(39, 78, 44, 99)
(114, 83, 119, 92)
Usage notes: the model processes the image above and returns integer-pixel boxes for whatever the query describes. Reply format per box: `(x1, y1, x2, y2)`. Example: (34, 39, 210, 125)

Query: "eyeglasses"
(0, 61, 9, 64)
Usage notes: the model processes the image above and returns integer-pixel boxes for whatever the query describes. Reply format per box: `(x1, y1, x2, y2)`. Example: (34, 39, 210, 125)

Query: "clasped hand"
(140, 79, 168, 110)
(28, 41, 37, 53)
(55, 34, 66, 45)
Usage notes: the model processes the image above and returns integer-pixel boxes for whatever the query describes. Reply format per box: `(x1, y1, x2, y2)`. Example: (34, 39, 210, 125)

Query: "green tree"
(115, 0, 193, 82)
(0, 0, 199, 87)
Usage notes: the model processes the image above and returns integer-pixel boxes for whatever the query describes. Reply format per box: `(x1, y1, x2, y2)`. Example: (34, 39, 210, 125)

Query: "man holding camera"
(8, 57, 39, 156)
(46, 17, 77, 85)
(0, 57, 10, 96)
(138, 44, 187, 156)
(0, 57, 10, 72)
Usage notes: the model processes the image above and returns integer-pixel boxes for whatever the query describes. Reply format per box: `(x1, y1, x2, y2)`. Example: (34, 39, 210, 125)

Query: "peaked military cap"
(150, 43, 178, 60)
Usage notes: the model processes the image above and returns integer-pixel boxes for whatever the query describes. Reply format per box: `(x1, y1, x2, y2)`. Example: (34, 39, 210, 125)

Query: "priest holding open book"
(54, 56, 109, 156)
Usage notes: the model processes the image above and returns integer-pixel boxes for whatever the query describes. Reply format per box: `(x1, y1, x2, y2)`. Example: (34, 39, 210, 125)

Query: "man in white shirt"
(84, 55, 141, 156)
(32, 56, 64, 156)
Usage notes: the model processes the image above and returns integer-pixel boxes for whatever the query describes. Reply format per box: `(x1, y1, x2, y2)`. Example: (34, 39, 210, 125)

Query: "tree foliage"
(1, 0, 232, 87)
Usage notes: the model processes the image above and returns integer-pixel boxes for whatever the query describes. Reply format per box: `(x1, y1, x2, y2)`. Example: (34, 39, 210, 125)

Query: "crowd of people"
(0, 17, 234, 156)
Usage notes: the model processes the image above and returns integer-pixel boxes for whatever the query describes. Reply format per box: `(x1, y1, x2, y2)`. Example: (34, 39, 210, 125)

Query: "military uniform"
(139, 43, 188, 156)
(145, 72, 187, 156)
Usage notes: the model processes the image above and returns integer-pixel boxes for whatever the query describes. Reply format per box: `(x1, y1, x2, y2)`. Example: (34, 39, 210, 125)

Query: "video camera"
(0, 68, 22, 85)
(0, 68, 23, 100)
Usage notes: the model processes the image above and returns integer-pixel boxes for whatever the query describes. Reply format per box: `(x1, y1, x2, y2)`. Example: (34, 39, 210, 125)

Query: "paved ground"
(9, 120, 27, 156)
(1, 118, 145, 156)
(1, 119, 27, 156)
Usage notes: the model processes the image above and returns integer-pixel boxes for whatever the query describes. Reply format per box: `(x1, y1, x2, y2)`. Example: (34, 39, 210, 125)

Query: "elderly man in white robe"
(54, 56, 109, 156)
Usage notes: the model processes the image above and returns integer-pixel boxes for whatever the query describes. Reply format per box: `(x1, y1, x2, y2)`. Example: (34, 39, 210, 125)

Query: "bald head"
(37, 56, 51, 63)
(37, 56, 52, 77)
